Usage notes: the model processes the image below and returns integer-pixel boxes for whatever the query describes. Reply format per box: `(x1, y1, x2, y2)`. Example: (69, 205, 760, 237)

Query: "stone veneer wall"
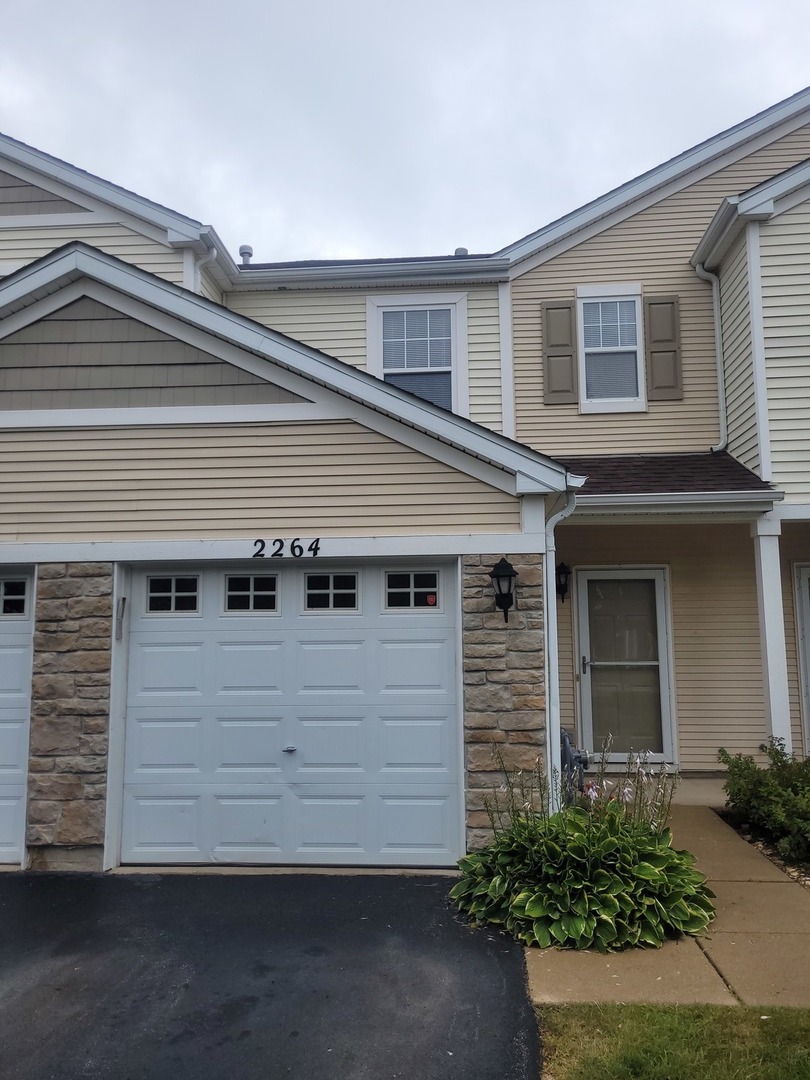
(26, 563, 112, 866)
(462, 553, 545, 850)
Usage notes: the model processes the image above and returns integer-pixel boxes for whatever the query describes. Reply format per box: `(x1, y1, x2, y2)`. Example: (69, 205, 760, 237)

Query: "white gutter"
(694, 262, 729, 452)
(576, 490, 780, 507)
(544, 490, 578, 808)
(230, 257, 510, 291)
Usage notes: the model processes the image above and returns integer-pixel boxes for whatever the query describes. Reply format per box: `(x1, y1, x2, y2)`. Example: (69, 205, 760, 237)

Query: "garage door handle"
(283, 746, 297, 753)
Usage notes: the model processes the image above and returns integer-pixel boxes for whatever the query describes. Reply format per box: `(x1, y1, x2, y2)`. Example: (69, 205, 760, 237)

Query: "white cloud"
(1, 0, 808, 260)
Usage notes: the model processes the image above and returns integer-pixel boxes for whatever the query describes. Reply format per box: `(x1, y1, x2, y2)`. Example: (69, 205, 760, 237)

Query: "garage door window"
(305, 573, 358, 611)
(0, 579, 27, 617)
(225, 575, 278, 612)
(386, 571, 440, 610)
(147, 576, 199, 613)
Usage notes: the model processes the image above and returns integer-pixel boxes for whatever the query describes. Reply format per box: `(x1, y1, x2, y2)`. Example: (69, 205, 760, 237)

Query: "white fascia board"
(776, 504, 810, 521)
(576, 490, 780, 514)
(228, 257, 510, 291)
(0, 244, 571, 496)
(503, 105, 810, 274)
(0, 132, 203, 242)
(0, 532, 548, 565)
(0, 403, 341, 429)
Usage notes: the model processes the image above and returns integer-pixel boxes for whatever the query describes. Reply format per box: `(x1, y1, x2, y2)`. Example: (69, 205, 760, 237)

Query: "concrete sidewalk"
(526, 804, 810, 1008)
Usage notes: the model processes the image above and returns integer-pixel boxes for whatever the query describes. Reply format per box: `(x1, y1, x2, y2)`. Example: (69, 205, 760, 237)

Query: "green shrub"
(450, 750, 715, 951)
(718, 739, 810, 866)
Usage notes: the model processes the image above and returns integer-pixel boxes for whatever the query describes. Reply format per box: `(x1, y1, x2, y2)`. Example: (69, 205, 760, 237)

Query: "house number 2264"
(252, 538, 321, 558)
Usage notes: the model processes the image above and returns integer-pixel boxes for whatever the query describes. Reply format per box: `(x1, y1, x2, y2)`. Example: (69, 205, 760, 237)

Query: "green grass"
(538, 1004, 810, 1080)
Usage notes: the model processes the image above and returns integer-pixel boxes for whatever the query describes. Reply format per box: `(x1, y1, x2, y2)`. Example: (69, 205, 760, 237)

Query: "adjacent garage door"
(122, 563, 461, 866)
(0, 573, 33, 864)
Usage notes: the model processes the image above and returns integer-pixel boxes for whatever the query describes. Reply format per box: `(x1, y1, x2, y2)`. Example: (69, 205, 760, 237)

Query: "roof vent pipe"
(239, 244, 254, 266)
(454, 247, 468, 257)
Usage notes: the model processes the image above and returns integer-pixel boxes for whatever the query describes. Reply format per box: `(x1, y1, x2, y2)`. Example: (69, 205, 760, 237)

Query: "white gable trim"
(0, 248, 576, 496)
(0, 158, 179, 247)
(0, 133, 203, 242)
(505, 104, 810, 276)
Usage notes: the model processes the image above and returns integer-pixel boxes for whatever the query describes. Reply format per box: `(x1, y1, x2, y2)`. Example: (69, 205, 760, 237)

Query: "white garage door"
(122, 563, 461, 866)
(0, 573, 33, 863)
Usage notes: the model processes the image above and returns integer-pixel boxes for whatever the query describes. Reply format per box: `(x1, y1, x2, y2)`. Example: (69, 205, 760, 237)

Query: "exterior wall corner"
(461, 552, 545, 850)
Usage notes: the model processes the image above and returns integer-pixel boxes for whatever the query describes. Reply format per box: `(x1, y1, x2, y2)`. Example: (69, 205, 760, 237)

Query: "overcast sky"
(1, 1, 808, 263)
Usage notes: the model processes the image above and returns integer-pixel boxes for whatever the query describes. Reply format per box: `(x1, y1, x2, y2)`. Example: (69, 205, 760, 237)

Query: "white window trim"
(795, 564, 810, 755)
(575, 284, 646, 414)
(366, 292, 469, 416)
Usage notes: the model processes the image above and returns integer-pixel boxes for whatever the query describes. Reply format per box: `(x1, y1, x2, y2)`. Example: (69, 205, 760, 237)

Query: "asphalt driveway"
(0, 872, 539, 1080)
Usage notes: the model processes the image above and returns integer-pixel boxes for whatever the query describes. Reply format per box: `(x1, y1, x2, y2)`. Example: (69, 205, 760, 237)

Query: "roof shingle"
(556, 452, 773, 496)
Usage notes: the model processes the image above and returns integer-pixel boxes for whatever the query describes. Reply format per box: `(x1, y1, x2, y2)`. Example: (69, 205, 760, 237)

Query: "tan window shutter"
(645, 296, 682, 401)
(541, 300, 578, 404)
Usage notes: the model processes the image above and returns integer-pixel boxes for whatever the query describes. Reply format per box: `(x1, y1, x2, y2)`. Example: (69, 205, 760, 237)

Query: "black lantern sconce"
(555, 562, 571, 604)
(489, 557, 518, 623)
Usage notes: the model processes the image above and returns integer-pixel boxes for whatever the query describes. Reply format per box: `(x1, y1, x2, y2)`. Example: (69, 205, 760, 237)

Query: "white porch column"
(750, 516, 792, 752)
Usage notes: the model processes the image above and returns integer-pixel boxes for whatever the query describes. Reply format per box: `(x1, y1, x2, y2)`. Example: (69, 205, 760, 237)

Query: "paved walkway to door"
(526, 804, 810, 1008)
(0, 871, 538, 1080)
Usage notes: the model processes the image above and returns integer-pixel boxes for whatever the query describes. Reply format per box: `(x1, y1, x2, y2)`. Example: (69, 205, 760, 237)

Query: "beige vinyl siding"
(782, 523, 810, 757)
(0, 222, 184, 283)
(512, 124, 810, 456)
(719, 232, 759, 470)
(227, 285, 504, 429)
(0, 298, 304, 409)
(228, 289, 367, 364)
(556, 522, 767, 769)
(0, 421, 521, 541)
(760, 203, 810, 502)
(0, 169, 86, 215)
(467, 288, 503, 430)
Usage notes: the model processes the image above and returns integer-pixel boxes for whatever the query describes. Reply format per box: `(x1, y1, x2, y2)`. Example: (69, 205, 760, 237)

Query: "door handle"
(581, 656, 589, 675)
(282, 746, 297, 753)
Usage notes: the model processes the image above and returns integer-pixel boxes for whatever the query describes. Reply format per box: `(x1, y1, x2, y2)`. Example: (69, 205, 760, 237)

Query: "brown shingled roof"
(556, 452, 774, 496)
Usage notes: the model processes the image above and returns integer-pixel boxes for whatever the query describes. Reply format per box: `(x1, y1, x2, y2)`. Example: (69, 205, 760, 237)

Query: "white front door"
(122, 563, 461, 866)
(577, 569, 675, 762)
(0, 573, 33, 863)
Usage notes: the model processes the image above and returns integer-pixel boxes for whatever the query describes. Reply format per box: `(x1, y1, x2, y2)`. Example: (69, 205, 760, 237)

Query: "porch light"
(555, 562, 571, 603)
(489, 557, 518, 623)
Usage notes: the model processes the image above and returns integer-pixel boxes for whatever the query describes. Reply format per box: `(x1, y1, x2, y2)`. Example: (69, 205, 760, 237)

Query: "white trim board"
(0, 532, 548, 565)
(795, 564, 810, 757)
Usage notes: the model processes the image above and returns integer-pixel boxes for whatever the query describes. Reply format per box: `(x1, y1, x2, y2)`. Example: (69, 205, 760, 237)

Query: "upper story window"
(541, 287, 681, 412)
(577, 285, 644, 413)
(367, 292, 468, 415)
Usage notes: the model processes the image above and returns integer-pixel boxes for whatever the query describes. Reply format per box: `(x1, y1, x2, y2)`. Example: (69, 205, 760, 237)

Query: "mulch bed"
(715, 808, 810, 891)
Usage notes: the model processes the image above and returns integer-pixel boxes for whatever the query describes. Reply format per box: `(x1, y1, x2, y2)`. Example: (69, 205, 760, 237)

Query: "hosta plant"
(450, 748, 715, 951)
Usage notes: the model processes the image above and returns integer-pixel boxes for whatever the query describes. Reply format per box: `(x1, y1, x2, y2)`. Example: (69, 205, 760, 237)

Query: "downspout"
(694, 262, 728, 452)
(194, 244, 219, 294)
(544, 488, 578, 808)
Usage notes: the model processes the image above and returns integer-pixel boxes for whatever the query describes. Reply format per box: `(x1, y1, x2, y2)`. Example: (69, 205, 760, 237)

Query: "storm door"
(577, 569, 674, 762)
